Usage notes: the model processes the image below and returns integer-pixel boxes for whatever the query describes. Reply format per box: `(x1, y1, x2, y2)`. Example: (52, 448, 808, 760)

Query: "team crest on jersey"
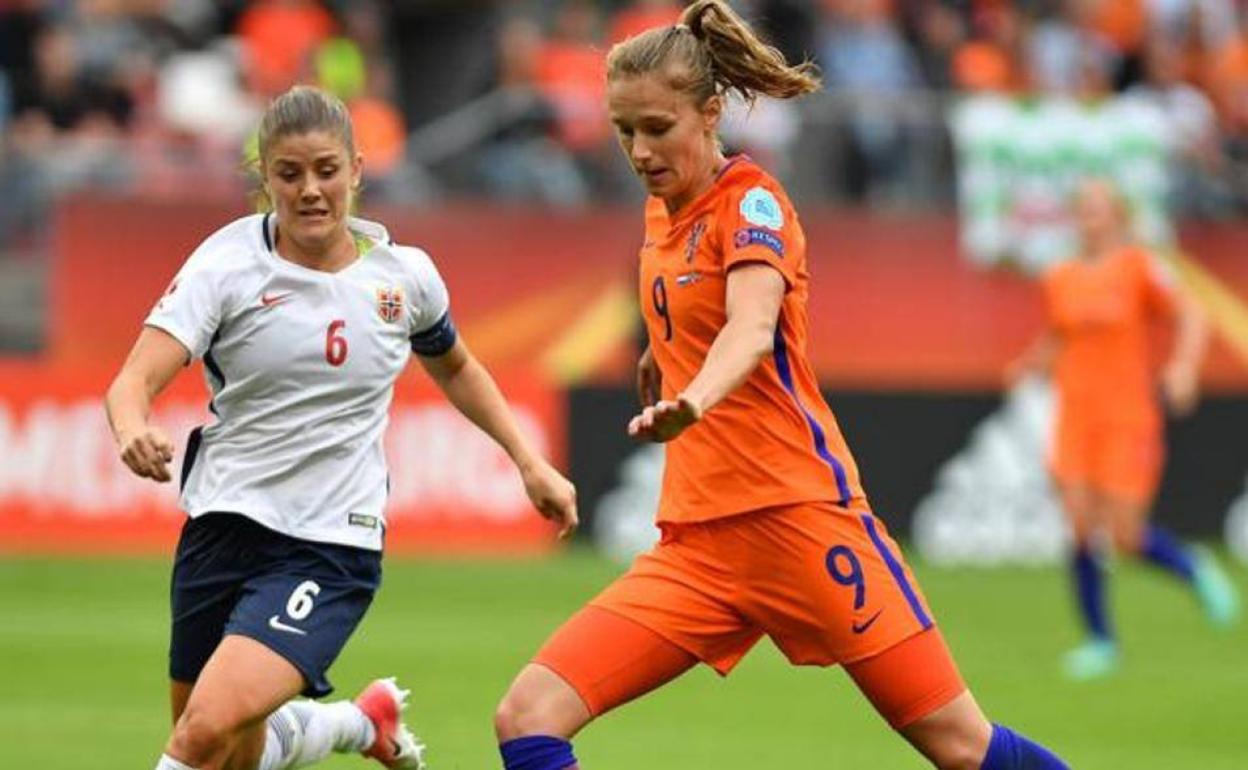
(376, 287, 404, 323)
(740, 186, 783, 230)
(685, 220, 707, 263)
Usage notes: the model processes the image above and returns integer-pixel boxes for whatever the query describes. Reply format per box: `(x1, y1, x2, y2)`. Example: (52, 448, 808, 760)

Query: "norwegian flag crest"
(376, 287, 404, 323)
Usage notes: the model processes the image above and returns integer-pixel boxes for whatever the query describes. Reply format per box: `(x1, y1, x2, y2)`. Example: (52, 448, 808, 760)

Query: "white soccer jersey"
(146, 213, 456, 550)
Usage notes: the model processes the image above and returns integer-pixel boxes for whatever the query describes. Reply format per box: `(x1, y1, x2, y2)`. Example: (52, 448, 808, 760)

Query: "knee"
(494, 687, 551, 742)
(167, 702, 238, 766)
(924, 729, 991, 770)
(493, 672, 587, 742)
(1110, 522, 1144, 555)
(904, 710, 992, 770)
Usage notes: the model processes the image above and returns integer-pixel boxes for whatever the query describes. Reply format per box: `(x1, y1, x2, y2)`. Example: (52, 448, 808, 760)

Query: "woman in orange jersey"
(491, 3, 1068, 769)
(1013, 178, 1239, 681)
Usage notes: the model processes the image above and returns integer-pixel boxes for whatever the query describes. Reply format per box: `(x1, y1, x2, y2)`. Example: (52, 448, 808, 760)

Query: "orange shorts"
(1052, 416, 1163, 504)
(533, 502, 962, 727)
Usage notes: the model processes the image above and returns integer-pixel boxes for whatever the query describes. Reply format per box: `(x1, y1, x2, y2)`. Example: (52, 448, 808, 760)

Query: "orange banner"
(0, 362, 565, 555)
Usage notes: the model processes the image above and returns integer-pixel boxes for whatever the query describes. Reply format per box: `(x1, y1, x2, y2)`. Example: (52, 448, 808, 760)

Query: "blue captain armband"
(410, 312, 458, 357)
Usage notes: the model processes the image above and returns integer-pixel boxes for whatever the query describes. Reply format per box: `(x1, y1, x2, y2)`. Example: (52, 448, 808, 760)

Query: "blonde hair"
(606, 0, 821, 106)
(257, 85, 356, 167)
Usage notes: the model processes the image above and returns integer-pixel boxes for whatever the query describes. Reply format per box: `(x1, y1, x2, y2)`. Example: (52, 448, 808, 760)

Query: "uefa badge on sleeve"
(376, 287, 404, 323)
(740, 186, 784, 230)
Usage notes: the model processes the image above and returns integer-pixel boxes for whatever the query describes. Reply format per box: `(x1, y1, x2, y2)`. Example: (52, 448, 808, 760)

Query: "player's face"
(1074, 179, 1125, 248)
(608, 72, 722, 212)
(263, 130, 362, 255)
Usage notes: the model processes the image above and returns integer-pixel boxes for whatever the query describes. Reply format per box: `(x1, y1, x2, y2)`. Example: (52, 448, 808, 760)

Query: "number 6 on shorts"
(286, 580, 322, 620)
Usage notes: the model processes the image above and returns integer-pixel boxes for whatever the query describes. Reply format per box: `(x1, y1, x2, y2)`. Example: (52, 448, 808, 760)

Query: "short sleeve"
(721, 183, 800, 289)
(399, 246, 458, 357)
(144, 260, 224, 360)
(1134, 249, 1178, 320)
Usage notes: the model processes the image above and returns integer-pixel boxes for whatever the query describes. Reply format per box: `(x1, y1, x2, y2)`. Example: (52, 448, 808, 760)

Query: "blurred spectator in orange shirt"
(350, 62, 413, 200)
(314, 1, 406, 186)
(1214, 13, 1248, 206)
(535, 0, 608, 153)
(951, 3, 1025, 93)
(1087, 0, 1148, 61)
(237, 0, 336, 96)
(1210, 13, 1248, 131)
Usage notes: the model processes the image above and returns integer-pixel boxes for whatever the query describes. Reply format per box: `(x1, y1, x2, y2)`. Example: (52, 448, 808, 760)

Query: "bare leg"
(164, 635, 305, 770)
(898, 691, 993, 770)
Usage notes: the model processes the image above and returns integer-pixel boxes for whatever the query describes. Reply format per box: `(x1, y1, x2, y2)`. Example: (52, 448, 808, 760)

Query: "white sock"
(258, 700, 377, 770)
(155, 754, 200, 770)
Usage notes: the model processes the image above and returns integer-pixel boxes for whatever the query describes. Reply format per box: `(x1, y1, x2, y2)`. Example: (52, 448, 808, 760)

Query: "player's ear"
(351, 151, 364, 191)
(700, 94, 722, 134)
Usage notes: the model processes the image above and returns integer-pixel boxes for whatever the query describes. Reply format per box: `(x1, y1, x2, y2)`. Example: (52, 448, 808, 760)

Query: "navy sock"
(500, 736, 577, 770)
(1140, 525, 1196, 582)
(980, 724, 1070, 769)
(1072, 546, 1111, 640)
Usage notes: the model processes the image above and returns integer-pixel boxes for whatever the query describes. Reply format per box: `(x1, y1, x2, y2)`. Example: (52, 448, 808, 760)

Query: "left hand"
(520, 459, 578, 540)
(1162, 361, 1200, 416)
(627, 395, 701, 442)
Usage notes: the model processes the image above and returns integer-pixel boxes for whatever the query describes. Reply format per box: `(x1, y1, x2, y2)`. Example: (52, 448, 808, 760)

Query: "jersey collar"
(657, 154, 753, 231)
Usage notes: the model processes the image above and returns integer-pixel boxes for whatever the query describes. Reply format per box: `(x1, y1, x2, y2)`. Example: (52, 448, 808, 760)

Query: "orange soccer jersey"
(531, 158, 956, 725)
(1043, 245, 1178, 500)
(638, 155, 866, 522)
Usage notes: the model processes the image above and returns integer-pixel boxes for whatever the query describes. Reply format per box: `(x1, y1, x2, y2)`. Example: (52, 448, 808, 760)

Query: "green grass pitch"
(1, 550, 1246, 768)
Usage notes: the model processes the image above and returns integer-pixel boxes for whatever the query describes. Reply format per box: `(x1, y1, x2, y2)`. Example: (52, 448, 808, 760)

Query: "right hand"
(519, 458, 579, 540)
(636, 345, 662, 407)
(116, 425, 175, 483)
(1162, 360, 1200, 416)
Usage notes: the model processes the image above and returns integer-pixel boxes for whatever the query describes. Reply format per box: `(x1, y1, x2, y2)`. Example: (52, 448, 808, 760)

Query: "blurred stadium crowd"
(2, 0, 1248, 252)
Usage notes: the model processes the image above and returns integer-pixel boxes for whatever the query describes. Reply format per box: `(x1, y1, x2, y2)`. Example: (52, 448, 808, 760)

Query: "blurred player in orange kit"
(491, 3, 1069, 769)
(1013, 178, 1240, 680)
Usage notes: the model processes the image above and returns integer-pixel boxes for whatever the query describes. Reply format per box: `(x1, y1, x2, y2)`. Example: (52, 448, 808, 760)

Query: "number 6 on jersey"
(325, 320, 348, 366)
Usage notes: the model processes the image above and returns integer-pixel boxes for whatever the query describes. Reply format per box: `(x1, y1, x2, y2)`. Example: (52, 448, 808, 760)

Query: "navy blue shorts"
(169, 512, 382, 698)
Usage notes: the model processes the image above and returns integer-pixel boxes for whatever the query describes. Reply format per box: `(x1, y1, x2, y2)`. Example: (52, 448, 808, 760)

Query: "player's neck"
(275, 227, 359, 273)
(663, 151, 727, 217)
(1080, 234, 1124, 263)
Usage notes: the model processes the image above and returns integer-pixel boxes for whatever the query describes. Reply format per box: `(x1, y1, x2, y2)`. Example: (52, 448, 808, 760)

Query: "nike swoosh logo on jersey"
(268, 615, 308, 635)
(261, 292, 293, 307)
(851, 609, 883, 635)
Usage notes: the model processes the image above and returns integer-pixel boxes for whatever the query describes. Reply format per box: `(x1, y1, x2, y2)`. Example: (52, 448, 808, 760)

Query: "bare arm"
(629, 263, 785, 442)
(104, 327, 190, 482)
(418, 338, 577, 538)
(636, 344, 661, 408)
(1162, 287, 1210, 415)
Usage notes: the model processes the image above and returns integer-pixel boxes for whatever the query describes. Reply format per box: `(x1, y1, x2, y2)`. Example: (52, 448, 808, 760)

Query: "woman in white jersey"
(105, 85, 578, 770)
